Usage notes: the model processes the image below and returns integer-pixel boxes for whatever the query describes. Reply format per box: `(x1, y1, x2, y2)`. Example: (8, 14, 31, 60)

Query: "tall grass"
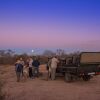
(0, 79, 5, 100)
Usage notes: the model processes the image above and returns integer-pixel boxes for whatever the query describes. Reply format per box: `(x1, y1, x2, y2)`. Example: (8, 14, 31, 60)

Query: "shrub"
(0, 79, 5, 100)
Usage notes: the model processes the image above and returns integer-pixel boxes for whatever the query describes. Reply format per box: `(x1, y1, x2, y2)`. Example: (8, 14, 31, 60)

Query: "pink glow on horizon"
(0, 17, 100, 50)
(0, 32, 100, 50)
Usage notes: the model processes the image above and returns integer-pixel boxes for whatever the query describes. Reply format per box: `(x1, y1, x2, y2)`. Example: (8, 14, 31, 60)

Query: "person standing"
(23, 64, 28, 81)
(20, 58, 25, 76)
(32, 57, 40, 77)
(29, 57, 34, 78)
(15, 60, 23, 82)
(51, 56, 59, 80)
(46, 57, 52, 80)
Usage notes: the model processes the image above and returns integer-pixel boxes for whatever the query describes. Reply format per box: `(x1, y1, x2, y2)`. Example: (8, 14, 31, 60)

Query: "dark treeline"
(0, 49, 80, 65)
(0, 50, 28, 65)
(0, 49, 49, 65)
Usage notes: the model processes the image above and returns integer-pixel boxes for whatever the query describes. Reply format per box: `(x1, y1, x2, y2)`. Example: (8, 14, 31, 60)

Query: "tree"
(0, 49, 15, 64)
(0, 50, 5, 57)
(56, 49, 66, 56)
(5, 49, 15, 57)
(0, 49, 15, 57)
(42, 50, 55, 56)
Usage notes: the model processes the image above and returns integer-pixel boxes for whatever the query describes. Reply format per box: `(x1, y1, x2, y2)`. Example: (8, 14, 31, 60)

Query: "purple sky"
(0, 0, 100, 53)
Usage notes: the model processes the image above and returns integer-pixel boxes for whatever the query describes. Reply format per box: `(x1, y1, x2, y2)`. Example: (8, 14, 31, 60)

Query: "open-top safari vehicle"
(57, 52, 100, 82)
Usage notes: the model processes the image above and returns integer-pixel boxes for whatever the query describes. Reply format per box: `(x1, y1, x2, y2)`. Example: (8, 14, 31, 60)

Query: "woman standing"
(23, 64, 28, 81)
(28, 57, 34, 79)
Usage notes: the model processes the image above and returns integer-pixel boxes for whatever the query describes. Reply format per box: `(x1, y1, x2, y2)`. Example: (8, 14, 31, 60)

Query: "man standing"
(32, 57, 40, 77)
(15, 60, 23, 82)
(20, 58, 25, 76)
(46, 57, 52, 80)
(51, 56, 59, 80)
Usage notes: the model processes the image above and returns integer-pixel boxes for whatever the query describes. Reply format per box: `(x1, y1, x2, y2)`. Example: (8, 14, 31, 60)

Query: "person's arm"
(56, 59, 59, 63)
(32, 61, 34, 66)
(15, 63, 17, 66)
(23, 61, 25, 66)
(48, 60, 51, 67)
(15, 64, 18, 71)
(38, 61, 40, 66)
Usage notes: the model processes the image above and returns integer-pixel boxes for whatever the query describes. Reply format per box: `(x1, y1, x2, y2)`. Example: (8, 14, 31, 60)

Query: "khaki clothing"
(51, 57, 59, 80)
(51, 58, 59, 68)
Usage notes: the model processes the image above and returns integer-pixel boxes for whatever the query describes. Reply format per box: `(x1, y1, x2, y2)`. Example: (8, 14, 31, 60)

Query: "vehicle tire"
(82, 75, 91, 81)
(65, 73, 73, 82)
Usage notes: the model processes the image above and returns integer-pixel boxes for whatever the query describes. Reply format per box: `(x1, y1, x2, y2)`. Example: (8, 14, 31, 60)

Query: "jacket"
(32, 60, 40, 67)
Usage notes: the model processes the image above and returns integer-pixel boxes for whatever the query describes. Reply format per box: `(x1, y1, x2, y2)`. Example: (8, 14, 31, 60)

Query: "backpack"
(15, 64, 22, 72)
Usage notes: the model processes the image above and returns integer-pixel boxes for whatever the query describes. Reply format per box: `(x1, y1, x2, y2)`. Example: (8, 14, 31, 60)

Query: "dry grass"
(0, 79, 5, 100)
(1, 65, 100, 100)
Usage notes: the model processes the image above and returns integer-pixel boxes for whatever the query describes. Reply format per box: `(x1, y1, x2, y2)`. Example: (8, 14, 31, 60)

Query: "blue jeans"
(16, 72, 21, 82)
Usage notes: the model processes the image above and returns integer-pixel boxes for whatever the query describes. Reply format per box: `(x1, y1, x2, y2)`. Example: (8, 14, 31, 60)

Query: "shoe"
(31, 77, 35, 79)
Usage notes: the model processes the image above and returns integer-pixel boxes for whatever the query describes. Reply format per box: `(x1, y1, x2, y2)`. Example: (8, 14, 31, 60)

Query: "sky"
(0, 0, 100, 54)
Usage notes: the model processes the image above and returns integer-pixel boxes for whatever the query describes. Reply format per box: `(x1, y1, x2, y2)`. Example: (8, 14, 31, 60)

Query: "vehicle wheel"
(82, 75, 91, 81)
(65, 73, 73, 82)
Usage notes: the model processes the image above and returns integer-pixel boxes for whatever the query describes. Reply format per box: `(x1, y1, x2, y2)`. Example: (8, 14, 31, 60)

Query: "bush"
(0, 79, 5, 100)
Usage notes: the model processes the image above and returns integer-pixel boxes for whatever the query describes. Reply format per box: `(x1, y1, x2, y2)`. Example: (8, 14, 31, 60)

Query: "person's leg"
(30, 68, 33, 78)
(36, 68, 39, 77)
(29, 68, 31, 78)
(23, 72, 27, 81)
(53, 68, 56, 80)
(46, 70, 49, 81)
(51, 68, 54, 80)
(32, 67, 35, 77)
(22, 66, 24, 77)
(51, 68, 56, 80)
(32, 67, 35, 78)
(16, 72, 20, 82)
(49, 68, 51, 79)
(16, 72, 18, 82)
(29, 68, 33, 78)
(34, 68, 37, 77)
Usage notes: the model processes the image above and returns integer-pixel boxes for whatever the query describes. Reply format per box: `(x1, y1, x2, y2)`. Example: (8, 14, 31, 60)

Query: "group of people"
(15, 57, 40, 82)
(15, 56, 59, 82)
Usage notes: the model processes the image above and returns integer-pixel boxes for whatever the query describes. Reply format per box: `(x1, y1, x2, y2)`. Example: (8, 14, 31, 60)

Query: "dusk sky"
(0, 0, 100, 54)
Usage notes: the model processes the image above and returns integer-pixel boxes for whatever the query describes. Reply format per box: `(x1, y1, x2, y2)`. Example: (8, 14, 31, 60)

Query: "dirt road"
(0, 65, 100, 100)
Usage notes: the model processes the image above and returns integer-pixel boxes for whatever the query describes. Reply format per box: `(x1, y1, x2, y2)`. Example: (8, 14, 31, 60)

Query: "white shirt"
(29, 59, 33, 68)
(51, 57, 59, 68)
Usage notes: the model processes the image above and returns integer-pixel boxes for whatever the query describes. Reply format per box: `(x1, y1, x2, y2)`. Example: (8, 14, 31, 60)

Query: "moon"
(31, 50, 34, 53)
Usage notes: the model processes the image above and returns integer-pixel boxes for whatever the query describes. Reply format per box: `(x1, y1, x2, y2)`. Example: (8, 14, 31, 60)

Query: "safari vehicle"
(57, 52, 100, 82)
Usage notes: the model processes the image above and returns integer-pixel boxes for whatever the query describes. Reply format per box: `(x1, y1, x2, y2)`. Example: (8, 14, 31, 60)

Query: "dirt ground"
(0, 65, 100, 100)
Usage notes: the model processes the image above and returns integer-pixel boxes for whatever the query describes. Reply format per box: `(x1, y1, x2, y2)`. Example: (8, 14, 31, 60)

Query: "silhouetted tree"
(56, 49, 66, 56)
(42, 50, 55, 56)
(0, 50, 5, 57)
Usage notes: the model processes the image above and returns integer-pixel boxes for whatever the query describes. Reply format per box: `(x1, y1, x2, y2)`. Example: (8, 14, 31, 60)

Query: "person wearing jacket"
(32, 57, 40, 77)
(19, 58, 25, 76)
(15, 60, 23, 82)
